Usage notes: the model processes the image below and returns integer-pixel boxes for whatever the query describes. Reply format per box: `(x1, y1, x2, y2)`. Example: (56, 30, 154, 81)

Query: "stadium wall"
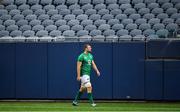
(0, 41, 180, 100)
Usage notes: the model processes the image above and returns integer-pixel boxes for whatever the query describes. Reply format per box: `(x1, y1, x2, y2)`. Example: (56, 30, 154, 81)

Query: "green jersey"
(77, 52, 93, 76)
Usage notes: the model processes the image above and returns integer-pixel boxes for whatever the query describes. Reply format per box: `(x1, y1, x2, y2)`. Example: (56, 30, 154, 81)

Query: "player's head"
(84, 44, 92, 52)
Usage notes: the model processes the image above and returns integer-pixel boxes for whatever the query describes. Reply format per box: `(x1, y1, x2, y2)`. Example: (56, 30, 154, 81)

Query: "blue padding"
(113, 42, 145, 99)
(147, 40, 180, 58)
(164, 60, 180, 100)
(16, 43, 48, 98)
(145, 60, 163, 100)
(48, 43, 80, 99)
(0, 43, 15, 98)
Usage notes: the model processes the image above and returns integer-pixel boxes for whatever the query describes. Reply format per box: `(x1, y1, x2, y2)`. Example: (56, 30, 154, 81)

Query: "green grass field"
(0, 101, 180, 111)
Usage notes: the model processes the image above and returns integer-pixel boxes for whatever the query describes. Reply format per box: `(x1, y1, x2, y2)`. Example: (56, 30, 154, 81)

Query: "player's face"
(86, 45, 92, 52)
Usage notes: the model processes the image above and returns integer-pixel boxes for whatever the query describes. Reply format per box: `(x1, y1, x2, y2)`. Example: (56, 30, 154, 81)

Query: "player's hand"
(97, 70, 100, 77)
(77, 76, 81, 81)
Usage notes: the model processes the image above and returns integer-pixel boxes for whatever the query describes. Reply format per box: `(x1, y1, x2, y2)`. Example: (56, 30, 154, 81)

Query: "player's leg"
(73, 86, 85, 103)
(87, 84, 96, 106)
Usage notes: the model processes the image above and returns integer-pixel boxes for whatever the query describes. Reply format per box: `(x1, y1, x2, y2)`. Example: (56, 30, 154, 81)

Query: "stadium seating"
(0, 0, 179, 41)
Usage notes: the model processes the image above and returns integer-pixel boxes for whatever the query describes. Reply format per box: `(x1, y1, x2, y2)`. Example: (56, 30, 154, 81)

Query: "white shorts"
(81, 75, 91, 88)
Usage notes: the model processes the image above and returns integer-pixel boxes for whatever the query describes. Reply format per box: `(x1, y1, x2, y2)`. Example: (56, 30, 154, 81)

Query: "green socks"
(88, 92, 94, 104)
(74, 91, 83, 102)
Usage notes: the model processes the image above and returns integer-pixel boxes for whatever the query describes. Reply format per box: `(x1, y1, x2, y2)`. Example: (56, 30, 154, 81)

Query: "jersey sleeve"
(77, 54, 83, 62)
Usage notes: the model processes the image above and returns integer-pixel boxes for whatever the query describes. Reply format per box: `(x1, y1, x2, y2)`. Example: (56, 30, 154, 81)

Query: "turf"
(0, 101, 180, 111)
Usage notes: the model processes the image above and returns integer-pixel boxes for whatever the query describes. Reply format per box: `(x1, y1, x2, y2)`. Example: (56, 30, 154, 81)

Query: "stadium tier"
(0, 0, 180, 42)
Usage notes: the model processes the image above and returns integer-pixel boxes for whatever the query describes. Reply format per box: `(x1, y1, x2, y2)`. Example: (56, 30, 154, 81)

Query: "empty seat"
(67, 19, 80, 26)
(92, 0, 104, 4)
(31, 4, 42, 11)
(76, 14, 88, 21)
(116, 29, 129, 36)
(23, 30, 35, 37)
(115, 14, 127, 20)
(120, 4, 132, 11)
(27, 0, 39, 5)
(143, 29, 155, 36)
(98, 9, 109, 15)
(56, 4, 67, 11)
(85, 9, 96, 15)
(6, 4, 17, 11)
(29, 20, 41, 27)
(62, 30, 75, 37)
(89, 29, 102, 36)
(0, 25, 5, 31)
(0, 30, 9, 37)
(20, 25, 31, 32)
(34, 9, 46, 16)
(162, 18, 174, 25)
(130, 29, 142, 37)
(166, 23, 178, 31)
(0, 14, 11, 21)
(118, 0, 130, 4)
(47, 9, 58, 16)
(166, 8, 177, 15)
(6, 25, 19, 32)
(59, 9, 71, 15)
(64, 14, 76, 21)
(134, 3, 146, 10)
(72, 9, 84, 16)
(161, 3, 173, 10)
(40, 0, 52, 5)
(157, 0, 170, 5)
(38, 14, 50, 21)
(156, 29, 169, 38)
(94, 3, 106, 11)
(79, 0, 91, 5)
(129, 14, 141, 20)
(143, 13, 155, 20)
(71, 25, 83, 32)
(89, 14, 101, 21)
(175, 3, 180, 10)
(12, 14, 24, 21)
(156, 13, 168, 20)
(45, 25, 57, 32)
(58, 25, 70, 31)
(112, 24, 124, 31)
(124, 8, 136, 15)
(148, 18, 160, 25)
(171, 13, 180, 20)
(147, 34, 159, 39)
(2, 0, 14, 5)
(122, 19, 133, 25)
(9, 9, 21, 16)
(77, 30, 89, 37)
(151, 8, 164, 15)
(132, 0, 143, 4)
(175, 18, 180, 24)
(69, 4, 80, 11)
(110, 9, 122, 16)
(15, 0, 26, 5)
(107, 4, 119, 11)
(51, 14, 62, 21)
(139, 23, 151, 31)
(16, 19, 28, 26)
(147, 3, 159, 10)
(32, 25, 44, 32)
(18, 4, 30, 11)
(171, 0, 180, 4)
(36, 30, 48, 37)
(0, 9, 8, 16)
(102, 14, 114, 21)
(125, 23, 138, 31)
(42, 19, 54, 27)
(66, 0, 78, 5)
(44, 5, 55, 12)
(49, 30, 61, 37)
(22, 9, 33, 16)
(81, 20, 93, 27)
(0, 5, 4, 9)
(4, 19, 15, 27)
(138, 8, 150, 16)
(53, 0, 65, 5)
(84, 25, 97, 31)
(25, 14, 37, 21)
(55, 20, 66, 27)
(10, 30, 22, 37)
(98, 24, 110, 31)
(94, 19, 106, 26)
(107, 19, 119, 26)
(144, 0, 156, 4)
(153, 23, 165, 31)
(103, 29, 115, 36)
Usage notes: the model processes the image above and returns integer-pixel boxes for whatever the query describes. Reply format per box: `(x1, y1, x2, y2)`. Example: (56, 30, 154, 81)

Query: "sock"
(74, 91, 83, 102)
(88, 92, 94, 104)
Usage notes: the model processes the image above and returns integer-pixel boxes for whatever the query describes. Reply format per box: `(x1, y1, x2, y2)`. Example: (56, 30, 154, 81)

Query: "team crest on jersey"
(88, 60, 91, 65)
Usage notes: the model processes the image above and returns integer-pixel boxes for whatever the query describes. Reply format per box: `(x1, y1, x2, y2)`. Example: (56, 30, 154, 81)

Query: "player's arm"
(77, 61, 82, 81)
(92, 60, 100, 76)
